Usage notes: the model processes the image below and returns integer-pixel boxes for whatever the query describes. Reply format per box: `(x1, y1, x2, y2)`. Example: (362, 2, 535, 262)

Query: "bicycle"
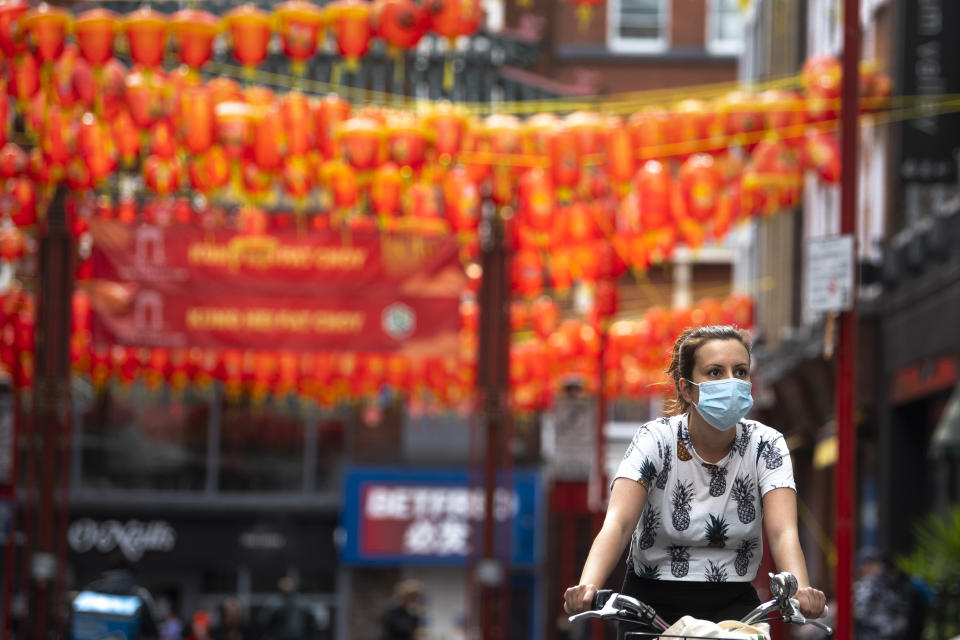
(568, 571, 833, 638)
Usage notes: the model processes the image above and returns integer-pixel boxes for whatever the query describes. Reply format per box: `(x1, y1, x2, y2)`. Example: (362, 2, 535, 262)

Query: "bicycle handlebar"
(568, 572, 833, 637)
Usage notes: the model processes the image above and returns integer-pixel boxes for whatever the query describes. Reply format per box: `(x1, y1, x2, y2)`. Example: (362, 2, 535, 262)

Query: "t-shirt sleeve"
(757, 433, 796, 495)
(613, 423, 663, 490)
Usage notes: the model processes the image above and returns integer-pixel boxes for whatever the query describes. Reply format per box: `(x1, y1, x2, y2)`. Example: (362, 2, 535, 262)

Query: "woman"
(563, 325, 826, 635)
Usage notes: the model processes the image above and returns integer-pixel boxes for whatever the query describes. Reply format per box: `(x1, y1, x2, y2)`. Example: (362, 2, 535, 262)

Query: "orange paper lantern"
(122, 8, 168, 69)
(223, 4, 273, 72)
(273, 0, 325, 75)
(169, 9, 221, 71)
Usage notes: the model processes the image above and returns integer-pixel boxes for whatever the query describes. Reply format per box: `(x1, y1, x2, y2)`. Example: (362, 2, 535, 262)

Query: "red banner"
(89, 221, 466, 294)
(89, 223, 465, 354)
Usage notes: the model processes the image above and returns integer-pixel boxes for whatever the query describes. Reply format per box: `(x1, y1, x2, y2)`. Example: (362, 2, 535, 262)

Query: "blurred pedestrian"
(211, 598, 253, 640)
(70, 549, 160, 640)
(156, 599, 183, 640)
(854, 547, 926, 639)
(380, 579, 425, 640)
(184, 611, 212, 640)
(262, 576, 320, 640)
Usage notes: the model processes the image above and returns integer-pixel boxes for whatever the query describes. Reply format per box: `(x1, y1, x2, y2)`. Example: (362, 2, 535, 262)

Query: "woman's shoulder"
(634, 415, 680, 439)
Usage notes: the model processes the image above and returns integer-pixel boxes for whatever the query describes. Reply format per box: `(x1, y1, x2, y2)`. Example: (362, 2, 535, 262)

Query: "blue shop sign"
(340, 467, 541, 567)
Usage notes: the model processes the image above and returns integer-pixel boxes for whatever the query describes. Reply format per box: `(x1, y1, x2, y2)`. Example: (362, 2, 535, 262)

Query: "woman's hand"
(794, 586, 826, 618)
(563, 583, 598, 615)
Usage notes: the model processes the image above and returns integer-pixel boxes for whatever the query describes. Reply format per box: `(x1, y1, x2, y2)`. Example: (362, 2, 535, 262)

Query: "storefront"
(338, 467, 544, 640)
(67, 506, 340, 632)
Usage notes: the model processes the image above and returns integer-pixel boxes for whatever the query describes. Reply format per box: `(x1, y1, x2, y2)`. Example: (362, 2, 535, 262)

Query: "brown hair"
(663, 325, 752, 416)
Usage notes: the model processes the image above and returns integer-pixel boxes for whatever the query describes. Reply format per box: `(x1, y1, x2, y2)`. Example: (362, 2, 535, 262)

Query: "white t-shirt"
(614, 414, 795, 583)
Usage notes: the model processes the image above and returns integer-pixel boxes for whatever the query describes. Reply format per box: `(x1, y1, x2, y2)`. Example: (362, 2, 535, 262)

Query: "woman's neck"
(687, 410, 736, 463)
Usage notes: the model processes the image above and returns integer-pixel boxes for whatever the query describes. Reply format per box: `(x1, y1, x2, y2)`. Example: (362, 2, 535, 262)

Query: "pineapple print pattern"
(668, 544, 690, 578)
(639, 505, 661, 550)
(757, 437, 784, 470)
(676, 424, 693, 461)
(734, 538, 759, 576)
(638, 458, 658, 490)
(636, 563, 661, 580)
(655, 443, 672, 490)
(704, 464, 728, 497)
(704, 514, 730, 548)
(731, 474, 756, 523)
(671, 480, 694, 531)
(615, 416, 795, 583)
(732, 423, 754, 456)
(704, 560, 729, 583)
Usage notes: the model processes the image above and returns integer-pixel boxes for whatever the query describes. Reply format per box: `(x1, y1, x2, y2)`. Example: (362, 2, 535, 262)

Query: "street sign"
(805, 235, 855, 315)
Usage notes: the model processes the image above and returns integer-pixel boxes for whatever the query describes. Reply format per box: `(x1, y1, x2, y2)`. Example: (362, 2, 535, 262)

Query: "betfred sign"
(340, 468, 540, 566)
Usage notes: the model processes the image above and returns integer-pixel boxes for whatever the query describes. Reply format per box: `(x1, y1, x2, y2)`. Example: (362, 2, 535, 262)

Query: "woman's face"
(683, 338, 750, 404)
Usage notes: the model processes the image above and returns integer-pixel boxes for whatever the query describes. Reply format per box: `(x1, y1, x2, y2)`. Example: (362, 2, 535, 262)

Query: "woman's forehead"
(693, 338, 749, 365)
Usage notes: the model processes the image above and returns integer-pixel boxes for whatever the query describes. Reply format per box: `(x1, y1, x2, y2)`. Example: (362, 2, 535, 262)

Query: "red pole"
(834, 1, 860, 638)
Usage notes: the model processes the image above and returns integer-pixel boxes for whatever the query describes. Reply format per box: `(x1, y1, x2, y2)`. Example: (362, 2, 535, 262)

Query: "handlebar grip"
(592, 589, 614, 610)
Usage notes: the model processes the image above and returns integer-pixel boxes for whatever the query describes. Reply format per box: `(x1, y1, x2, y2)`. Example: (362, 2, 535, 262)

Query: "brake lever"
(568, 592, 619, 623)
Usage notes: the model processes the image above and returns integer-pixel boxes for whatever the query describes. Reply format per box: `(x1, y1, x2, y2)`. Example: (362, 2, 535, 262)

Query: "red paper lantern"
(517, 168, 555, 233)
(122, 8, 168, 69)
(125, 67, 168, 130)
(802, 55, 842, 124)
(18, 4, 70, 64)
(442, 166, 480, 235)
(112, 109, 141, 167)
(0, 227, 26, 262)
(530, 296, 559, 339)
(718, 90, 763, 151)
(605, 116, 635, 194)
(40, 103, 72, 168)
(322, 159, 360, 211)
(804, 130, 841, 184)
(98, 58, 127, 120)
(176, 85, 215, 155)
(169, 9, 221, 72)
(77, 113, 117, 185)
(0, 0, 28, 59)
(7, 51, 39, 105)
(338, 116, 385, 171)
(313, 94, 352, 159)
(325, 0, 373, 71)
(215, 101, 254, 160)
(143, 154, 182, 196)
(273, 1, 325, 75)
(758, 89, 806, 144)
(426, 0, 481, 41)
(251, 104, 284, 171)
(74, 9, 119, 67)
(513, 249, 544, 298)
(400, 180, 447, 234)
(0, 143, 26, 179)
(422, 101, 467, 164)
(373, 0, 427, 51)
(370, 161, 403, 218)
(189, 146, 231, 194)
(678, 153, 721, 223)
(549, 124, 581, 201)
(280, 91, 316, 156)
(669, 99, 710, 159)
(282, 154, 314, 200)
(223, 4, 272, 72)
(386, 113, 429, 172)
(634, 159, 673, 231)
(5, 177, 35, 228)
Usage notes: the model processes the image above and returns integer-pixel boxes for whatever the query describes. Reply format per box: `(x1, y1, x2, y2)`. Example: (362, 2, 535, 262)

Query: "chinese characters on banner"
(87, 221, 465, 354)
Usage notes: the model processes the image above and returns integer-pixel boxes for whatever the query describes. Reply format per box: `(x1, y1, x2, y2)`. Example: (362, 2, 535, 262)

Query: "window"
(608, 0, 669, 53)
(707, 0, 745, 54)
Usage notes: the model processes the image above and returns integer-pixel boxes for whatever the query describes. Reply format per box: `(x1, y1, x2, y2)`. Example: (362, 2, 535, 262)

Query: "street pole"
(835, 1, 860, 638)
(28, 185, 74, 639)
(476, 201, 511, 640)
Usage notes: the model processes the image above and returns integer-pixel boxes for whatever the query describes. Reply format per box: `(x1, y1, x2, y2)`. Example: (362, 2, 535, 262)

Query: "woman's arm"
(762, 487, 826, 618)
(563, 478, 648, 614)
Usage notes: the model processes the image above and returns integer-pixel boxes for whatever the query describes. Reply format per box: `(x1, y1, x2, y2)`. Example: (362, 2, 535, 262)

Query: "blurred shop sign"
(340, 468, 540, 566)
(804, 235, 855, 315)
(898, 0, 960, 184)
(68, 518, 177, 562)
(542, 396, 596, 481)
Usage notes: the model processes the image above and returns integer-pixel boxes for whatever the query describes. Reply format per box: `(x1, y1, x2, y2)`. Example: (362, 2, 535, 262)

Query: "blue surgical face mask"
(686, 378, 754, 431)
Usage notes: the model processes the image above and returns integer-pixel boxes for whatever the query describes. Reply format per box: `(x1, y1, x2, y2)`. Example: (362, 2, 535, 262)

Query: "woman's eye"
(736, 369, 749, 377)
